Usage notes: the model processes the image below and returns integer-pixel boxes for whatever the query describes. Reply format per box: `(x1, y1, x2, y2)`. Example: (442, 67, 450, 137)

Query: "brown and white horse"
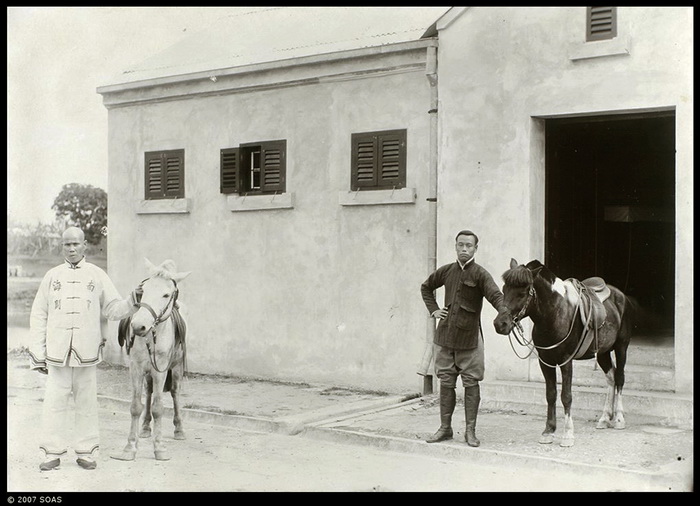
(493, 259, 639, 447)
(112, 259, 190, 461)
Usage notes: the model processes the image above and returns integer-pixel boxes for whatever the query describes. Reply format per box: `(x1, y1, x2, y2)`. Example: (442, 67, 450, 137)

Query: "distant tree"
(52, 183, 108, 245)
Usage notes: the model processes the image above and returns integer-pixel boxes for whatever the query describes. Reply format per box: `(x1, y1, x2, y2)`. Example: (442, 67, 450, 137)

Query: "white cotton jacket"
(28, 258, 137, 369)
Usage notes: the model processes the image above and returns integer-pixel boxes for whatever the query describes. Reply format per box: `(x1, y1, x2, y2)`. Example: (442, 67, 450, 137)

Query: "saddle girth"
(569, 278, 609, 359)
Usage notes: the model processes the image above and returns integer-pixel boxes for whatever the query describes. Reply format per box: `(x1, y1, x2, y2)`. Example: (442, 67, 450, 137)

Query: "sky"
(7, 6, 242, 226)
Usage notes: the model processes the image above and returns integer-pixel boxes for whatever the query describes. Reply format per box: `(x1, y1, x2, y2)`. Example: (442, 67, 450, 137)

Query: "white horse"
(112, 259, 191, 461)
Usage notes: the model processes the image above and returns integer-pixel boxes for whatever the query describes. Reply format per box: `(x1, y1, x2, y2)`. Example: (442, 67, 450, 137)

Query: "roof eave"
(97, 38, 438, 95)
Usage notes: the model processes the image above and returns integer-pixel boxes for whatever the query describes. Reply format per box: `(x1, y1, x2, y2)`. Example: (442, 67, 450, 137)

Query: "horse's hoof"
(174, 431, 186, 440)
(139, 429, 152, 438)
(560, 438, 574, 447)
(154, 451, 171, 461)
(596, 419, 613, 429)
(110, 452, 136, 461)
(614, 421, 626, 430)
(539, 434, 554, 444)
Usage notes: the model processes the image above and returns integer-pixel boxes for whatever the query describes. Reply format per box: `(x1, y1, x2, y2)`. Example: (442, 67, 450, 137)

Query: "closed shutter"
(378, 131, 406, 188)
(352, 134, 378, 189)
(351, 130, 406, 190)
(145, 152, 163, 200)
(586, 7, 616, 41)
(144, 149, 185, 200)
(260, 140, 286, 193)
(220, 148, 239, 194)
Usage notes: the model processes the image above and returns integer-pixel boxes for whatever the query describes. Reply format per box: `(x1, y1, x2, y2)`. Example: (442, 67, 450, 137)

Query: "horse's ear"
(172, 271, 191, 283)
(144, 258, 156, 274)
(510, 258, 518, 269)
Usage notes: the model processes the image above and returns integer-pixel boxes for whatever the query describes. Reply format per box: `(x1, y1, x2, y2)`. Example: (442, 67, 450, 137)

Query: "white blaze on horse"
(112, 259, 191, 462)
(493, 259, 639, 447)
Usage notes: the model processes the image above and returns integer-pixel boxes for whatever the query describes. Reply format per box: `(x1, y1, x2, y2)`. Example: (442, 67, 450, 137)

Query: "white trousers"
(40, 364, 99, 458)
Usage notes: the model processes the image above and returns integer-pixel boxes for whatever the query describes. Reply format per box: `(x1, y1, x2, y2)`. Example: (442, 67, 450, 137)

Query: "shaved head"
(62, 227, 85, 242)
(62, 227, 87, 264)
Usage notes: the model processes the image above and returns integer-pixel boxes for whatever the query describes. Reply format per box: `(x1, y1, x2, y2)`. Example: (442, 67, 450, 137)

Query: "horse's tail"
(163, 370, 173, 392)
(622, 295, 645, 335)
(118, 317, 132, 355)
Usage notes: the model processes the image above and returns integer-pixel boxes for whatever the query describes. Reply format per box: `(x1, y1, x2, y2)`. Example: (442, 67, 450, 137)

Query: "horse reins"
(507, 268, 587, 368)
(132, 277, 180, 373)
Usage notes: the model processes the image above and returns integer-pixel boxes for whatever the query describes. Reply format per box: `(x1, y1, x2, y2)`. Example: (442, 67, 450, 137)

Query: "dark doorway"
(545, 113, 675, 342)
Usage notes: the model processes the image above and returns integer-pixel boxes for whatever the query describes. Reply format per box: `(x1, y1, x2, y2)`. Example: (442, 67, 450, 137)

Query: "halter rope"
(507, 272, 587, 369)
(133, 278, 179, 373)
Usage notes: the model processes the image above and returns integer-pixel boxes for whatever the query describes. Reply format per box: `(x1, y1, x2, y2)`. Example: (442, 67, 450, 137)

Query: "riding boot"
(426, 386, 456, 443)
(464, 384, 481, 447)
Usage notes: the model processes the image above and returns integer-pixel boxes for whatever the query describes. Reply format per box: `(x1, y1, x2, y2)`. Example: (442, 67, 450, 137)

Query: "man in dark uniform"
(420, 230, 509, 447)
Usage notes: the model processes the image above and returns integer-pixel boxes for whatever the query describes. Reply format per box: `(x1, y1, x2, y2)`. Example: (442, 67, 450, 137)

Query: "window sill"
(339, 187, 416, 206)
(569, 35, 630, 61)
(136, 198, 191, 214)
(227, 192, 294, 212)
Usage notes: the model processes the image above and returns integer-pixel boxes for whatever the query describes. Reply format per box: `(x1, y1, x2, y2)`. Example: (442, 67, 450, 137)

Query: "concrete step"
(626, 343, 674, 368)
(481, 380, 693, 429)
(528, 360, 675, 392)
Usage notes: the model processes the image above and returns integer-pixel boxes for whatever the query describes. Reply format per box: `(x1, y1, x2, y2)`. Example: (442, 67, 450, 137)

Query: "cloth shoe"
(76, 457, 97, 470)
(464, 384, 481, 447)
(426, 386, 456, 443)
(39, 458, 60, 471)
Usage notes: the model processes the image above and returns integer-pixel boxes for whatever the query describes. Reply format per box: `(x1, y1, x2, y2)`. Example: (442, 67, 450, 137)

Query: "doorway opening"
(545, 112, 675, 346)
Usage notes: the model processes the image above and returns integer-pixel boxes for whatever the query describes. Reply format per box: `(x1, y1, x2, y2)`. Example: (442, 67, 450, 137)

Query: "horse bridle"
(507, 265, 586, 368)
(133, 277, 179, 373)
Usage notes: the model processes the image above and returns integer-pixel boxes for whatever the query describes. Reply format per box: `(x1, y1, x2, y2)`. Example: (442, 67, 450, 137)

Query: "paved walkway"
(6, 346, 693, 492)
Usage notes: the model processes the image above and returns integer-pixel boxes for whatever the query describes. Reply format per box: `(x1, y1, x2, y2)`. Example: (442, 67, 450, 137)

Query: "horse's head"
(131, 258, 191, 337)
(493, 258, 536, 335)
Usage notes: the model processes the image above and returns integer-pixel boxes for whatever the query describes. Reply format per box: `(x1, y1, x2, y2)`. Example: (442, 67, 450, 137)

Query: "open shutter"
(220, 148, 239, 194)
(145, 152, 163, 200)
(587, 7, 616, 41)
(377, 131, 406, 189)
(260, 140, 286, 193)
(351, 133, 378, 190)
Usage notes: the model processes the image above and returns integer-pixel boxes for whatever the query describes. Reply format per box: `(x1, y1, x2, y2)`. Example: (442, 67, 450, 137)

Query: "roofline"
(97, 38, 438, 96)
(435, 7, 469, 31)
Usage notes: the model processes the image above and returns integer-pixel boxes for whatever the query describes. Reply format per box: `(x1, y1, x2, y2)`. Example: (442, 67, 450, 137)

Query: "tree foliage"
(51, 183, 108, 245)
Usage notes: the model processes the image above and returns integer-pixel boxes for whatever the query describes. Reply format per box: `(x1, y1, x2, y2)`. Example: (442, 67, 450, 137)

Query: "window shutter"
(586, 7, 616, 41)
(145, 152, 163, 200)
(220, 148, 239, 194)
(378, 131, 406, 189)
(144, 149, 184, 200)
(163, 151, 184, 198)
(351, 130, 406, 191)
(260, 140, 286, 193)
(351, 133, 378, 189)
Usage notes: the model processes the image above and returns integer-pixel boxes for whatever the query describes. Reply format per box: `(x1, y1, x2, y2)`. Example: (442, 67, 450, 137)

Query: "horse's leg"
(112, 366, 145, 461)
(612, 346, 627, 429)
(595, 351, 615, 429)
(151, 371, 170, 461)
(538, 362, 557, 444)
(139, 373, 153, 438)
(170, 364, 186, 440)
(559, 362, 574, 447)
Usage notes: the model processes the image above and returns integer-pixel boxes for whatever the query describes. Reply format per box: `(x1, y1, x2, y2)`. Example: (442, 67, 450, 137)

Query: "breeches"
(433, 339, 484, 388)
(40, 365, 99, 457)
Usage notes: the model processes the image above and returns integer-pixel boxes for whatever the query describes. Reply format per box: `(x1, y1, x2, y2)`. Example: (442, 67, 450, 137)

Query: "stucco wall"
(436, 7, 693, 392)
(103, 50, 435, 392)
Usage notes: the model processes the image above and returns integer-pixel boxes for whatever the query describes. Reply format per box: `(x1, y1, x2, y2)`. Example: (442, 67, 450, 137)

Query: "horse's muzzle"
(493, 314, 514, 335)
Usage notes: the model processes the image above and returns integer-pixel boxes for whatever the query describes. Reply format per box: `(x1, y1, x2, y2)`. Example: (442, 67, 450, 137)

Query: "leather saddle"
(570, 277, 610, 359)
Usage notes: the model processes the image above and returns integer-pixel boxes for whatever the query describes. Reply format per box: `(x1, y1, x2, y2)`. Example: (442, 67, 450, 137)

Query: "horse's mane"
(502, 259, 556, 287)
(502, 263, 533, 287)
